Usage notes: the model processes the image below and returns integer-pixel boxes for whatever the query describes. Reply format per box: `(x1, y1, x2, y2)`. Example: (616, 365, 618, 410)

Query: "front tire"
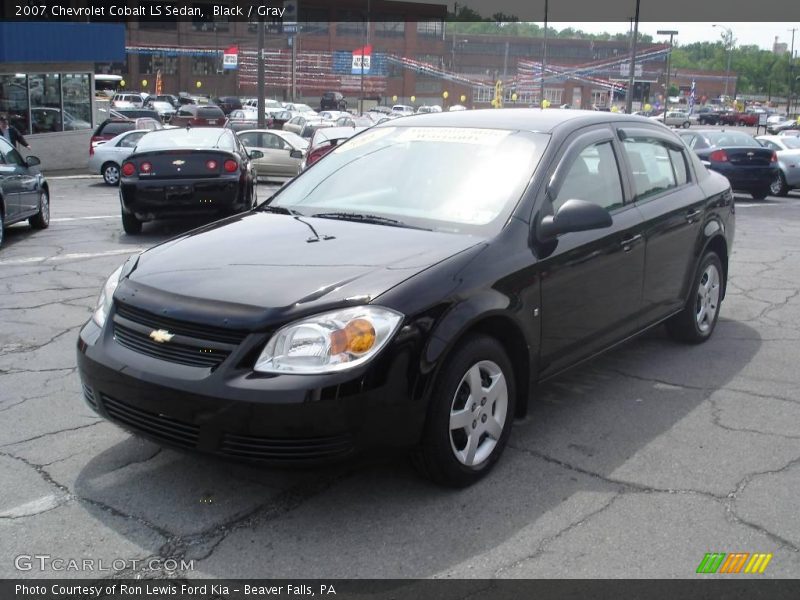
(414, 335, 516, 487)
(29, 189, 50, 229)
(121, 210, 142, 235)
(666, 252, 724, 344)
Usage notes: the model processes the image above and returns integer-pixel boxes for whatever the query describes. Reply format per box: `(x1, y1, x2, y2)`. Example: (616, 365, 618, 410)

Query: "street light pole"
(657, 30, 678, 119)
(540, 0, 548, 109)
(789, 28, 796, 115)
(713, 24, 733, 101)
(625, 0, 641, 114)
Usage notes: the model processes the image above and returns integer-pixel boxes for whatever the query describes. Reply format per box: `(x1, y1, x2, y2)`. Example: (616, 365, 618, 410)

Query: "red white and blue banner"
(352, 44, 372, 75)
(223, 45, 238, 70)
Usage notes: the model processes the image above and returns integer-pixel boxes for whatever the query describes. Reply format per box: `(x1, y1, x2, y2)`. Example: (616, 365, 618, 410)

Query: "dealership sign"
(352, 44, 372, 75)
(223, 46, 238, 69)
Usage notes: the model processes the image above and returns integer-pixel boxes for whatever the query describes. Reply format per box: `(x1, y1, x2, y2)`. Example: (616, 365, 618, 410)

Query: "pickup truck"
(695, 107, 722, 125)
(720, 111, 759, 126)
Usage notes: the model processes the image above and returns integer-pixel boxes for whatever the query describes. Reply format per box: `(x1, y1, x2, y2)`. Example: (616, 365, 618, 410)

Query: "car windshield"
(269, 126, 549, 235)
(706, 131, 761, 147)
(134, 128, 233, 151)
(294, 104, 314, 112)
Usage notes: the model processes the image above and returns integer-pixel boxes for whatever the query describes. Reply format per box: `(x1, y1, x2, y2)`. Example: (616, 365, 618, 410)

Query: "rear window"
(198, 107, 225, 118)
(135, 128, 235, 151)
(98, 121, 134, 137)
(706, 132, 761, 147)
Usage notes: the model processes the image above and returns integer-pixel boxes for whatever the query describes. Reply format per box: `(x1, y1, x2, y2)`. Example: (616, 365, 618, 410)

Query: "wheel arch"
(702, 233, 729, 300)
(422, 306, 534, 419)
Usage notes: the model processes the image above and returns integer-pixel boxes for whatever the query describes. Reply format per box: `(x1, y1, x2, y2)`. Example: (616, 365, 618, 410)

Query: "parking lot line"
(50, 216, 117, 222)
(0, 248, 145, 266)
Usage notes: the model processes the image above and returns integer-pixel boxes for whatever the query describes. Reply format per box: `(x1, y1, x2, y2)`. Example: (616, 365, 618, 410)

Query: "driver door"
(0, 137, 37, 215)
(536, 127, 647, 376)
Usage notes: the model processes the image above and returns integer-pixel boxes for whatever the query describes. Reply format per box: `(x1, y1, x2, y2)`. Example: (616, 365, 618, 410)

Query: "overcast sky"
(548, 22, 799, 51)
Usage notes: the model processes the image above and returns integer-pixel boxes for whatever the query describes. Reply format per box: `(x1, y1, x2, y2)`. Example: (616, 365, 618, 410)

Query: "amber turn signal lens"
(329, 319, 377, 356)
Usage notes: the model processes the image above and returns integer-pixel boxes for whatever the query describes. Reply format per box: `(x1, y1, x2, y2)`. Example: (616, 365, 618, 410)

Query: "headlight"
(254, 306, 403, 374)
(91, 264, 124, 328)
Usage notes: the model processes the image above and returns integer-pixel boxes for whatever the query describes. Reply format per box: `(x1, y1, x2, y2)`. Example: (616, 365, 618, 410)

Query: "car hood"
(119, 212, 482, 329)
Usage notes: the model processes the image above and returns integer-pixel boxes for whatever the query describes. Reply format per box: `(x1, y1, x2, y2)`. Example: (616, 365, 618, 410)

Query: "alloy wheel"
(449, 360, 508, 467)
(769, 174, 784, 196)
(696, 263, 721, 333)
(104, 164, 120, 185)
(39, 191, 50, 225)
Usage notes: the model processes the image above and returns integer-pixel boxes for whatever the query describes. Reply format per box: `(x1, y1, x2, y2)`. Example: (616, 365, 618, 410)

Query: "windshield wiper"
(257, 204, 304, 217)
(311, 212, 430, 230)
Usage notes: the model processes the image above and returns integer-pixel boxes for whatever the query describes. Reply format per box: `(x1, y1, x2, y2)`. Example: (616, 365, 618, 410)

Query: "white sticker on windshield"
(396, 127, 510, 146)
(333, 127, 396, 153)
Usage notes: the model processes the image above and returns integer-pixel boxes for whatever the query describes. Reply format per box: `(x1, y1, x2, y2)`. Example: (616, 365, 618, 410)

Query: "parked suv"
(213, 96, 243, 115)
(170, 104, 227, 127)
(320, 91, 347, 111)
(89, 118, 162, 156)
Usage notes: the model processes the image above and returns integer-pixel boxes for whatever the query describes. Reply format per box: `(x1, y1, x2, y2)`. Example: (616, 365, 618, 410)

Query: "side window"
(0, 139, 25, 166)
(263, 134, 287, 150)
(553, 141, 624, 213)
(119, 132, 145, 148)
(622, 138, 678, 201)
(238, 132, 259, 147)
(668, 148, 689, 186)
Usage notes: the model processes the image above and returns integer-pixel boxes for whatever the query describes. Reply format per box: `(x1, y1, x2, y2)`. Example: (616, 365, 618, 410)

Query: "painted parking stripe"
(0, 248, 145, 266)
(50, 216, 117, 222)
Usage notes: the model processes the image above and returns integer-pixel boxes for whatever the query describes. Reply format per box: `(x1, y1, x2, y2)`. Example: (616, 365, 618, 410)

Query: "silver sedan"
(236, 129, 309, 180)
(88, 129, 149, 185)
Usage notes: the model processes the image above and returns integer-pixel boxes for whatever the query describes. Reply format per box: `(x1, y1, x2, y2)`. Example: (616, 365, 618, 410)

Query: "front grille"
(115, 302, 248, 345)
(221, 432, 354, 461)
(101, 393, 199, 449)
(114, 322, 229, 368)
(82, 384, 97, 409)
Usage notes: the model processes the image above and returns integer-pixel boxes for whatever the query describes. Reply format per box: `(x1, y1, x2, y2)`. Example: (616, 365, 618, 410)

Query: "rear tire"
(770, 172, 789, 197)
(102, 163, 121, 186)
(0, 210, 4, 249)
(121, 210, 142, 235)
(413, 334, 516, 487)
(29, 189, 50, 230)
(682, 121, 690, 129)
(666, 252, 724, 344)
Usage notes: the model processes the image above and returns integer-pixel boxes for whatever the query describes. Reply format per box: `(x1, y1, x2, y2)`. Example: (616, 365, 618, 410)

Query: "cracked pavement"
(1, 178, 799, 579)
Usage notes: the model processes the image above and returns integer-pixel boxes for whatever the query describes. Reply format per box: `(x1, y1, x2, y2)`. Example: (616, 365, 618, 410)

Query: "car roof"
(376, 108, 668, 134)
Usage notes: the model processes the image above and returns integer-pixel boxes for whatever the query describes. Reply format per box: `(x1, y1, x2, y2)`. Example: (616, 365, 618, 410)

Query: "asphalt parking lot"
(1, 175, 799, 579)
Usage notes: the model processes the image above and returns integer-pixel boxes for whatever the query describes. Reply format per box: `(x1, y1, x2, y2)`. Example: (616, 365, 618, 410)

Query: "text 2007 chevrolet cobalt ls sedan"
(78, 110, 734, 487)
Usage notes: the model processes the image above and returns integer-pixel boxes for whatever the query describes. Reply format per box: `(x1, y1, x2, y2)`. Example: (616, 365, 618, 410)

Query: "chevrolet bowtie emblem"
(172, 160, 186, 166)
(149, 329, 174, 343)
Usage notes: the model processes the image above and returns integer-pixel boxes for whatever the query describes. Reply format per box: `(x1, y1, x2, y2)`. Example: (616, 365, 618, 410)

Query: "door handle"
(620, 233, 642, 251)
(685, 209, 702, 222)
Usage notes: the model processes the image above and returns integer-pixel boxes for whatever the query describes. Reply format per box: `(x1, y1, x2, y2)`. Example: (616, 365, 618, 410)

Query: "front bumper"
(120, 178, 245, 221)
(76, 316, 426, 465)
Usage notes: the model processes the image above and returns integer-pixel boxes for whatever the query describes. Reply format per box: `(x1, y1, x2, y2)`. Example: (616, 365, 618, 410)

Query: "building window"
(473, 86, 493, 103)
(62, 74, 91, 131)
(141, 54, 179, 75)
(192, 2, 229, 31)
(0, 74, 30, 135)
(416, 20, 443, 38)
(192, 56, 219, 75)
(29, 74, 61, 133)
(376, 17, 404, 37)
(300, 8, 329, 35)
(545, 88, 564, 104)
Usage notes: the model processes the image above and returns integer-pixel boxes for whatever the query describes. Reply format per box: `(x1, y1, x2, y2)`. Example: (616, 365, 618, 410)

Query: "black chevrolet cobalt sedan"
(78, 110, 734, 486)
(118, 127, 263, 234)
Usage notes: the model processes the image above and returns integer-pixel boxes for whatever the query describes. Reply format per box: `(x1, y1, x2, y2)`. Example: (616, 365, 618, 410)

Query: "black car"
(78, 110, 734, 486)
(320, 91, 347, 111)
(117, 127, 262, 234)
(214, 96, 243, 116)
(679, 129, 780, 200)
(170, 104, 226, 127)
(0, 137, 49, 249)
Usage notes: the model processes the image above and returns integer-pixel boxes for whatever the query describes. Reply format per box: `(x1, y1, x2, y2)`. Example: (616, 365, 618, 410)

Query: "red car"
(302, 126, 367, 170)
(89, 118, 162, 157)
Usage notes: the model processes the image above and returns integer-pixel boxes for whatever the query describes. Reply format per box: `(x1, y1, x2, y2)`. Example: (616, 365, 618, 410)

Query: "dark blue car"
(679, 129, 780, 200)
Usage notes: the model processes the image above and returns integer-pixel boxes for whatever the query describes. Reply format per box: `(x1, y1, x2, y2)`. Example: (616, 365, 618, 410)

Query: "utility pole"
(713, 25, 733, 101)
(257, 17, 265, 127)
(789, 28, 797, 115)
(657, 30, 678, 120)
(625, 0, 641, 114)
(540, 0, 548, 109)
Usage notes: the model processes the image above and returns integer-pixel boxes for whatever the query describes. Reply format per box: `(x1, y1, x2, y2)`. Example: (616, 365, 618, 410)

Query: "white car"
(391, 104, 416, 116)
(237, 129, 309, 180)
(88, 129, 149, 185)
(111, 93, 145, 109)
(284, 103, 316, 114)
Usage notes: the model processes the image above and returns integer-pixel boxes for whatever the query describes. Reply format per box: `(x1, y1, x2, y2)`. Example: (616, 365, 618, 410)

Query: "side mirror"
(289, 149, 304, 159)
(248, 150, 264, 159)
(539, 199, 613, 240)
(25, 155, 41, 167)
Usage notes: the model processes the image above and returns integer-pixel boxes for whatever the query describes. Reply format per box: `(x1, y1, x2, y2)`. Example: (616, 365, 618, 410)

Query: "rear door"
(0, 139, 21, 218)
(0, 137, 37, 215)
(616, 126, 706, 323)
(537, 126, 647, 375)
